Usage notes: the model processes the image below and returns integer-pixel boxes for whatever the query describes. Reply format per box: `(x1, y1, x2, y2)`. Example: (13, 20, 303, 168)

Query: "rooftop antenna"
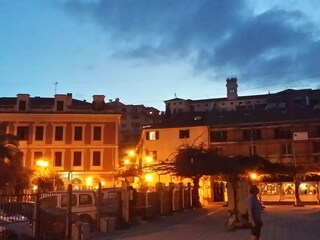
(174, 93, 177, 98)
(54, 82, 58, 94)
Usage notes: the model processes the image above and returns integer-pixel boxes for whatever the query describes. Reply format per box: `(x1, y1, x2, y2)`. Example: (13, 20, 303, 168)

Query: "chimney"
(66, 93, 72, 106)
(92, 95, 105, 111)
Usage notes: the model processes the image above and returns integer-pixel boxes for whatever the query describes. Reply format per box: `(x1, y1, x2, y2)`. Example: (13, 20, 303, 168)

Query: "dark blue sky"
(1, 0, 319, 111)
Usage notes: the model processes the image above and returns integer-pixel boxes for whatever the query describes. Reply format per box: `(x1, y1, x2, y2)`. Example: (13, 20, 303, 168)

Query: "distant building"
(164, 77, 320, 113)
(0, 93, 120, 189)
(106, 98, 160, 167)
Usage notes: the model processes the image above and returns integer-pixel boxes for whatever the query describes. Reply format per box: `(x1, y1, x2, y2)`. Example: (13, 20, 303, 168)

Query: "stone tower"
(226, 77, 238, 100)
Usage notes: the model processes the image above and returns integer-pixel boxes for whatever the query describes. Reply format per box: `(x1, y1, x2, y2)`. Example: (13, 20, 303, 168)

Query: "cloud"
(59, 0, 320, 87)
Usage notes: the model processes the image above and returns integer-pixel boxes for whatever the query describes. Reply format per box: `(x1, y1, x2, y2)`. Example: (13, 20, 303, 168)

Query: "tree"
(172, 146, 284, 219)
(35, 172, 65, 192)
(0, 134, 31, 193)
(33, 163, 65, 192)
(173, 145, 216, 208)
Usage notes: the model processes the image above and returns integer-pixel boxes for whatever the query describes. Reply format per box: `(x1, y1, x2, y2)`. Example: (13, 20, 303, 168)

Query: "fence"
(0, 182, 195, 240)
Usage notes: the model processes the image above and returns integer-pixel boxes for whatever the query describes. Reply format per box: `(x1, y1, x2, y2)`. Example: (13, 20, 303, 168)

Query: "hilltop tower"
(226, 77, 238, 100)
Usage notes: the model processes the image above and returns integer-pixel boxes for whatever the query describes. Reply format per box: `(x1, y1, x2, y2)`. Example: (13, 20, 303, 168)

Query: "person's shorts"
(251, 221, 263, 237)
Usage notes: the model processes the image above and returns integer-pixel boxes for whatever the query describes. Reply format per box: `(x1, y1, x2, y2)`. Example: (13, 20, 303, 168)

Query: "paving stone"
(89, 204, 320, 240)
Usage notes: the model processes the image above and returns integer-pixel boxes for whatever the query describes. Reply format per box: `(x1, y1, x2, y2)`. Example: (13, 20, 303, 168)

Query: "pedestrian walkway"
(90, 204, 320, 240)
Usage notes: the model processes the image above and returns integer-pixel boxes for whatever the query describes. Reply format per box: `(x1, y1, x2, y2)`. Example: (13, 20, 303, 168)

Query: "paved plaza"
(90, 204, 320, 240)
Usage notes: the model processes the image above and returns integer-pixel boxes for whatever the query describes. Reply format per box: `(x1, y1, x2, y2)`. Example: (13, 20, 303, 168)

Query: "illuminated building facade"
(140, 78, 320, 203)
(0, 93, 120, 189)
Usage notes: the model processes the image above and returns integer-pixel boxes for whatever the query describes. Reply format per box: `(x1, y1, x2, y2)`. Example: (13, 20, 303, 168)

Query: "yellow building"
(137, 112, 209, 187)
(0, 93, 120, 189)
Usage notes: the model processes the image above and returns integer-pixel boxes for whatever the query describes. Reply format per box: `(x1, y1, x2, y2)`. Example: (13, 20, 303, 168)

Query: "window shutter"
(146, 131, 150, 140)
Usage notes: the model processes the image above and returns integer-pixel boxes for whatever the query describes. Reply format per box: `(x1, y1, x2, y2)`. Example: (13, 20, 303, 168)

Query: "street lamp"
(36, 160, 49, 168)
(250, 172, 258, 181)
(36, 159, 56, 191)
(145, 156, 153, 164)
(145, 174, 153, 183)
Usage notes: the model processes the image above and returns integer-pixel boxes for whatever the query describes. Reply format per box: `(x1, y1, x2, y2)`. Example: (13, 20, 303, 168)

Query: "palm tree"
(0, 134, 31, 194)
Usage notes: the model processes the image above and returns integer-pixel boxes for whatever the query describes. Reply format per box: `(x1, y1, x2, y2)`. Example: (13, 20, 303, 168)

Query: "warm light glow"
(86, 177, 93, 186)
(145, 174, 153, 182)
(300, 183, 307, 190)
(36, 160, 49, 167)
(250, 173, 258, 180)
(124, 159, 130, 165)
(33, 185, 38, 191)
(145, 156, 153, 163)
(128, 150, 135, 157)
(101, 181, 106, 186)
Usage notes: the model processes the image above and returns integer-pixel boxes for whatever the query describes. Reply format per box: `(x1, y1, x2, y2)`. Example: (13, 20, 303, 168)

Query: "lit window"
(146, 131, 159, 140)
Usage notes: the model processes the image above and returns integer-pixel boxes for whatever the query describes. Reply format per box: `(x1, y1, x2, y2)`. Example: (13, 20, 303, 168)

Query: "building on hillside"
(106, 98, 160, 167)
(138, 78, 320, 203)
(0, 93, 120, 189)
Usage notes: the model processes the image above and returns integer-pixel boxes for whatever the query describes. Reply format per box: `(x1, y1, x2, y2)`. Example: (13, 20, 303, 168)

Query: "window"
(92, 151, 101, 166)
(213, 147, 223, 155)
(146, 131, 159, 140)
(249, 145, 257, 156)
(243, 129, 261, 140)
(79, 194, 93, 205)
(210, 131, 227, 142)
(316, 126, 320, 137)
(74, 126, 83, 141)
(55, 126, 64, 141)
(35, 126, 44, 141)
(18, 101, 26, 111)
(179, 129, 190, 139)
(274, 128, 292, 139)
(61, 195, 77, 207)
(93, 126, 102, 141)
(40, 196, 58, 208)
(56, 101, 64, 111)
(281, 143, 292, 154)
(54, 152, 63, 167)
(73, 152, 82, 166)
(146, 150, 157, 162)
(17, 126, 29, 141)
(34, 151, 44, 163)
(312, 141, 320, 153)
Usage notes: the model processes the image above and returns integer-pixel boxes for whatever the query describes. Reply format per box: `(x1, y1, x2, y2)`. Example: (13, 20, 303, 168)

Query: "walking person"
(247, 185, 263, 240)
